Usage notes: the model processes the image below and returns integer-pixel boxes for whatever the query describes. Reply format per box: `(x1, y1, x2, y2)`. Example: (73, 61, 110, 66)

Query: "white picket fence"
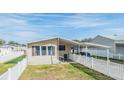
(69, 54, 124, 80)
(0, 58, 27, 80)
(0, 51, 24, 63)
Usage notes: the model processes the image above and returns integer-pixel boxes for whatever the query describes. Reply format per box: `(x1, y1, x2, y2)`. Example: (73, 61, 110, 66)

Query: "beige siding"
(59, 40, 73, 57)
(27, 38, 76, 65)
(27, 38, 59, 65)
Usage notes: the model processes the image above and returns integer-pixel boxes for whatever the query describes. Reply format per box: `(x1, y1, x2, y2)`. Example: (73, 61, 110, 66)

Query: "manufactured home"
(27, 37, 109, 65)
(0, 45, 13, 56)
(91, 35, 124, 54)
(0, 44, 27, 56)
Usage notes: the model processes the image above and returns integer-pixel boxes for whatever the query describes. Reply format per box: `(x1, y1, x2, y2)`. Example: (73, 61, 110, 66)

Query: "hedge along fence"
(0, 58, 27, 80)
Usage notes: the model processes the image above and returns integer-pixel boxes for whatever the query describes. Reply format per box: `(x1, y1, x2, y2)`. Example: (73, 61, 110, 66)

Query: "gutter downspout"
(85, 45, 88, 63)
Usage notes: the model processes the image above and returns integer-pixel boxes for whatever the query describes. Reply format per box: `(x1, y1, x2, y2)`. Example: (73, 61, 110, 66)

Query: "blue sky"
(0, 13, 124, 44)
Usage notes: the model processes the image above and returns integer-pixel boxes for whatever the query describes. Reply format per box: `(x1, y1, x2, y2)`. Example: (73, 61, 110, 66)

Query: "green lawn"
(0, 55, 26, 75)
(19, 63, 113, 80)
(92, 55, 124, 64)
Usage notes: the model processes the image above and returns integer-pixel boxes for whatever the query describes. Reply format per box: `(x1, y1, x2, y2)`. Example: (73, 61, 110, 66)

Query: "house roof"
(96, 35, 124, 41)
(0, 44, 24, 48)
(0, 45, 13, 48)
(28, 37, 110, 49)
(94, 35, 124, 44)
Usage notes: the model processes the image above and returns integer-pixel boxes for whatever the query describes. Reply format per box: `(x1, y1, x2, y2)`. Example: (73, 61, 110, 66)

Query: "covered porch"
(57, 38, 110, 63)
(115, 41, 124, 54)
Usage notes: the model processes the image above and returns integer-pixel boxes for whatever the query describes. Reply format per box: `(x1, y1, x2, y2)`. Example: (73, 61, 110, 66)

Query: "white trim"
(32, 44, 56, 56)
(115, 41, 124, 44)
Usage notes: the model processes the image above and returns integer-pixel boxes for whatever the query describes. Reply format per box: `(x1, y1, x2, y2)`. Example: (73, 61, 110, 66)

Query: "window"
(32, 46, 40, 56)
(59, 45, 65, 51)
(41, 46, 46, 55)
(32, 45, 55, 56)
(48, 46, 55, 55)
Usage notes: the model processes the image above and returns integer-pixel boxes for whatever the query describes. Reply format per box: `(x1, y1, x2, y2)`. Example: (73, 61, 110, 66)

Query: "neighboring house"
(91, 35, 124, 54)
(0, 45, 13, 56)
(0, 44, 25, 63)
(0, 44, 26, 56)
(27, 37, 109, 65)
(12, 45, 27, 51)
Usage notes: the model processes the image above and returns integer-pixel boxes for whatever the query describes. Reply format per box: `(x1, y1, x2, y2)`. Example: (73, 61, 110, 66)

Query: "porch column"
(76, 46, 78, 54)
(57, 38, 60, 63)
(85, 45, 88, 62)
(78, 45, 80, 54)
(107, 49, 109, 61)
(96, 48, 97, 59)
(50, 43, 53, 64)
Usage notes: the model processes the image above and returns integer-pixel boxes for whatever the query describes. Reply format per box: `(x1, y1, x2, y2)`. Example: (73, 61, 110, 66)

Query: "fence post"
(25, 58, 28, 68)
(119, 64, 124, 80)
(107, 60, 110, 75)
(91, 57, 94, 69)
(122, 66, 124, 80)
(8, 68, 12, 80)
(18, 62, 21, 77)
(120, 64, 123, 80)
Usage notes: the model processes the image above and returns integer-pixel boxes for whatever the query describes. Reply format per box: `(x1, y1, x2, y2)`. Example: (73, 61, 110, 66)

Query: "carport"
(115, 41, 124, 54)
(71, 42, 110, 61)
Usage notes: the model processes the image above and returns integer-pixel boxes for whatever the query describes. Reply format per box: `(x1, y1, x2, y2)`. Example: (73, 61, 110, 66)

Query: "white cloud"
(14, 31, 38, 38)
(99, 28, 124, 40)
(63, 14, 109, 28)
(0, 16, 28, 28)
(0, 14, 110, 29)
(103, 28, 124, 33)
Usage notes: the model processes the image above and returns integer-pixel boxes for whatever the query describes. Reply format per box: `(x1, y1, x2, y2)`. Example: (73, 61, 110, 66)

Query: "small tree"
(0, 39, 5, 45)
(8, 41, 20, 45)
(73, 40, 81, 42)
(22, 44, 26, 46)
(81, 38, 93, 42)
(8, 41, 16, 45)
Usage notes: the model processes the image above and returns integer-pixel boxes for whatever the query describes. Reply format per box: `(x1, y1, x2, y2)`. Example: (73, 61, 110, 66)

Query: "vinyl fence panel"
(86, 49, 124, 60)
(0, 58, 27, 80)
(69, 54, 124, 80)
(0, 51, 24, 63)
